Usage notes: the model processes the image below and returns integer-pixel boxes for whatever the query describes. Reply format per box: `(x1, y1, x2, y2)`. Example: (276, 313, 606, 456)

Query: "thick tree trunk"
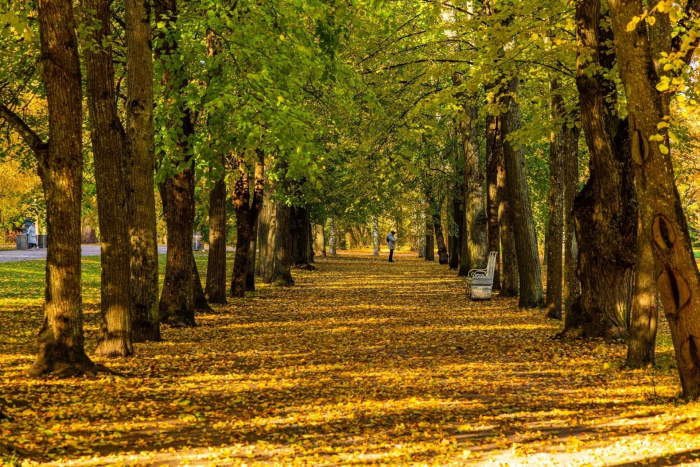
(156, 0, 196, 327)
(230, 153, 264, 297)
(257, 189, 273, 279)
(563, 113, 581, 320)
(83, 0, 133, 357)
(566, 1, 638, 338)
(28, 0, 96, 376)
(372, 217, 380, 256)
(464, 104, 488, 271)
(125, 0, 160, 343)
(486, 114, 501, 289)
(501, 77, 544, 308)
(433, 211, 449, 265)
(608, 0, 700, 396)
(497, 127, 519, 297)
(271, 202, 294, 285)
(328, 218, 338, 255)
(205, 162, 227, 304)
(425, 217, 435, 262)
(291, 205, 315, 269)
(315, 223, 327, 257)
(626, 217, 658, 368)
(246, 219, 258, 291)
(545, 79, 566, 320)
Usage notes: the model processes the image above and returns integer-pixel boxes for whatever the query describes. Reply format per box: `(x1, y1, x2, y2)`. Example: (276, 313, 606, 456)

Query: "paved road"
(0, 245, 168, 263)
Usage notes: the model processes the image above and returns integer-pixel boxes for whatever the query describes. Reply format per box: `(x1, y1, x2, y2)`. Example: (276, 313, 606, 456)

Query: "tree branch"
(0, 103, 48, 155)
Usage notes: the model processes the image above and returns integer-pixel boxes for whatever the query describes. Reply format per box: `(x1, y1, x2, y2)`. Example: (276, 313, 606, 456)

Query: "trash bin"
(38, 235, 48, 249)
(192, 232, 203, 251)
(16, 234, 28, 250)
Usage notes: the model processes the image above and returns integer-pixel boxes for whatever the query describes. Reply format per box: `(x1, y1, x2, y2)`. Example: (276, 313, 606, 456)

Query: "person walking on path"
(26, 221, 37, 250)
(387, 231, 398, 262)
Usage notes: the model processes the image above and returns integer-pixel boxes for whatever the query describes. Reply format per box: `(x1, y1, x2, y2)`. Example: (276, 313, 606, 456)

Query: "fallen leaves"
(2, 251, 700, 465)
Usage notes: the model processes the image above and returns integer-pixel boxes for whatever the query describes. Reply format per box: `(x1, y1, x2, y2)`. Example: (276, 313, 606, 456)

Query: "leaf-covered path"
(3, 252, 700, 465)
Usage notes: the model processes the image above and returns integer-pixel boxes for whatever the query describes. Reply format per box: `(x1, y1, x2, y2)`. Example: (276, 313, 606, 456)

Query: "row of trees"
(3, 0, 700, 398)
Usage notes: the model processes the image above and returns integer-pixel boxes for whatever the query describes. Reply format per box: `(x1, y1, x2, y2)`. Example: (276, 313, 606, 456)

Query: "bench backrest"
(486, 251, 498, 278)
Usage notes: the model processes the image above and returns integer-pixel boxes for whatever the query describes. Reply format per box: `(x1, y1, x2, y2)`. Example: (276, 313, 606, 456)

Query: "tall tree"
(607, 0, 700, 393)
(486, 113, 501, 290)
(156, 0, 196, 327)
(125, 0, 161, 342)
(545, 79, 565, 320)
(230, 151, 264, 297)
(501, 76, 544, 308)
(83, 0, 133, 356)
(565, 2, 638, 337)
(205, 158, 227, 304)
(0, 0, 96, 375)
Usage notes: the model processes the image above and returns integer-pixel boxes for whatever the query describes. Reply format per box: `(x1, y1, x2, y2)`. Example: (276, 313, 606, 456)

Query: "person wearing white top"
(27, 222, 37, 250)
(386, 231, 398, 262)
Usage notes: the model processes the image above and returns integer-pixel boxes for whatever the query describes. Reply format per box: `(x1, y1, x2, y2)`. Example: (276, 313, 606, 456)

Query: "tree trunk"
(563, 109, 581, 320)
(565, 1, 638, 338)
(501, 76, 544, 308)
(315, 223, 327, 257)
(246, 218, 258, 291)
(257, 189, 273, 279)
(125, 0, 160, 343)
(82, 0, 133, 357)
(497, 123, 519, 297)
(156, 0, 196, 327)
(608, 0, 700, 396)
(545, 79, 565, 320)
(486, 113, 501, 289)
(464, 103, 488, 271)
(291, 205, 315, 269)
(345, 228, 357, 250)
(205, 161, 227, 304)
(626, 216, 658, 368)
(192, 252, 212, 312)
(425, 217, 435, 262)
(271, 202, 294, 285)
(450, 178, 465, 271)
(433, 210, 449, 265)
(328, 218, 338, 255)
(230, 153, 264, 297)
(28, 0, 96, 376)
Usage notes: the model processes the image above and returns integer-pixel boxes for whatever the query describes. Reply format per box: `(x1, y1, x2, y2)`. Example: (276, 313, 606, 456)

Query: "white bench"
(466, 251, 498, 300)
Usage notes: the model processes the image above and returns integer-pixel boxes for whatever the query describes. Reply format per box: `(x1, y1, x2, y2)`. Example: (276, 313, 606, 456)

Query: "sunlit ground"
(2, 249, 700, 466)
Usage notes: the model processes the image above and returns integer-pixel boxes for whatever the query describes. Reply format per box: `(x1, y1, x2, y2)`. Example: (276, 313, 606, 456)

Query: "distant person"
(27, 221, 37, 250)
(386, 230, 398, 262)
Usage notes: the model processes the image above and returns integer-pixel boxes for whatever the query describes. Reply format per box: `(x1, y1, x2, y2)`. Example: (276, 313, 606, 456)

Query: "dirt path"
(2, 252, 700, 466)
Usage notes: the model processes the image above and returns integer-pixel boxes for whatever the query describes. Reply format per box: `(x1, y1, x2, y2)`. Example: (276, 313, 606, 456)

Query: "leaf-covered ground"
(2, 251, 700, 466)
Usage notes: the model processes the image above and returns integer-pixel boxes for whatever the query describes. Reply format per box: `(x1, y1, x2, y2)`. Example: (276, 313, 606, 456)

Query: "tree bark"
(608, 0, 700, 396)
(486, 113, 501, 289)
(205, 160, 227, 303)
(230, 152, 264, 297)
(192, 252, 212, 312)
(246, 218, 258, 291)
(271, 202, 294, 285)
(464, 103, 488, 271)
(497, 123, 519, 297)
(257, 189, 273, 280)
(27, 0, 96, 376)
(565, 0, 638, 338)
(291, 205, 315, 269)
(328, 218, 338, 255)
(626, 216, 658, 368)
(83, 0, 133, 356)
(125, 0, 160, 343)
(315, 223, 327, 257)
(425, 217, 435, 262)
(156, 0, 196, 327)
(563, 109, 581, 320)
(545, 79, 566, 320)
(372, 217, 380, 256)
(501, 77, 544, 308)
(433, 210, 449, 265)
